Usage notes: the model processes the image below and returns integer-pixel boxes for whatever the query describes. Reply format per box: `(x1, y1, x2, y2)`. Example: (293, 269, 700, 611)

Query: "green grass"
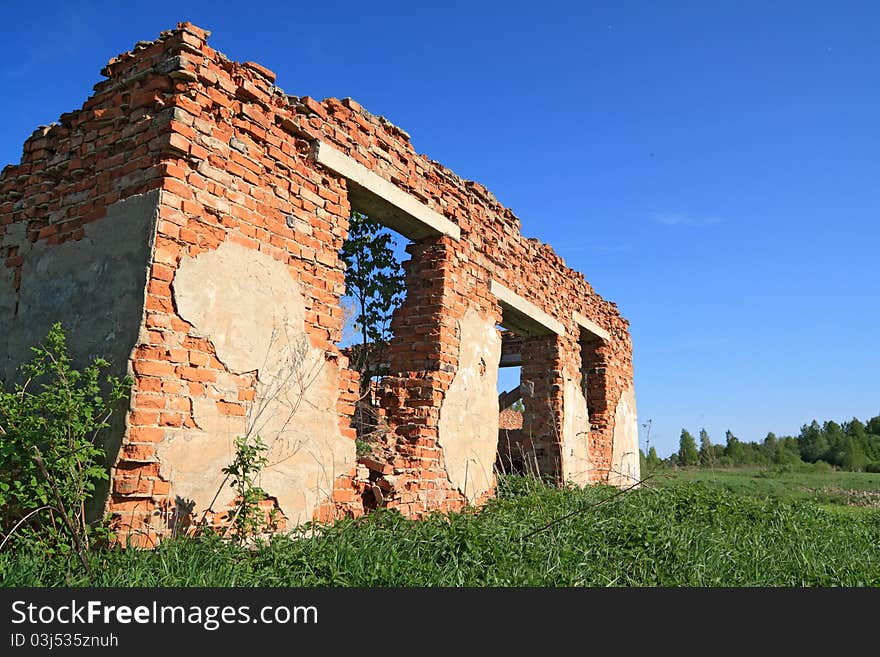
(3, 474, 879, 587)
(650, 464, 880, 511)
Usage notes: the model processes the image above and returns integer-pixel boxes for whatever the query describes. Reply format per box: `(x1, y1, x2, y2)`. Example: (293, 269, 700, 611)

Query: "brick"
(152, 263, 175, 281)
(161, 380, 186, 394)
(121, 444, 156, 461)
(242, 61, 276, 83)
(216, 401, 246, 416)
(152, 479, 172, 496)
(134, 393, 165, 409)
(163, 177, 193, 199)
(137, 378, 162, 393)
(154, 245, 180, 265)
(159, 412, 183, 427)
(129, 410, 159, 426)
(178, 366, 216, 383)
(148, 279, 172, 297)
(128, 427, 165, 443)
(132, 360, 175, 377)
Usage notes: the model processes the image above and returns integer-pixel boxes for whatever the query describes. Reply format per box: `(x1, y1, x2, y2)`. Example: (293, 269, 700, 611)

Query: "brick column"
(582, 335, 613, 482)
(520, 333, 566, 481)
(377, 235, 468, 516)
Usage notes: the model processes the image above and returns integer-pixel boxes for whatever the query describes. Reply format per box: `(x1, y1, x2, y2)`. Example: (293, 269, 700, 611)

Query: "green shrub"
(809, 460, 833, 474)
(0, 323, 130, 568)
(222, 434, 272, 543)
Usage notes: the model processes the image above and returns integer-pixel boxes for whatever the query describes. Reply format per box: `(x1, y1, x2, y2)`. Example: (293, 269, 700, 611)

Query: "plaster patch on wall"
(157, 398, 244, 512)
(164, 240, 354, 525)
(173, 241, 306, 374)
(609, 384, 640, 486)
(437, 307, 501, 504)
(562, 374, 590, 486)
(251, 343, 353, 525)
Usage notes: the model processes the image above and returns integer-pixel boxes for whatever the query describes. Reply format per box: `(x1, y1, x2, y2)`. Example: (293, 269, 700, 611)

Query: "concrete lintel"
(490, 280, 565, 337)
(572, 310, 611, 342)
(313, 141, 460, 241)
(499, 351, 522, 368)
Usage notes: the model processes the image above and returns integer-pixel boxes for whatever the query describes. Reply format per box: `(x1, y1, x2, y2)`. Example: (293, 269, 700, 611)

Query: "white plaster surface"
(562, 374, 591, 486)
(437, 308, 501, 503)
(163, 241, 354, 525)
(609, 385, 640, 486)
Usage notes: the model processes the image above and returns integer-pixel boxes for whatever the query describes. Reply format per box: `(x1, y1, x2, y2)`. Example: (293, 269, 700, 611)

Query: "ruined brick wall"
(0, 23, 638, 544)
(303, 84, 636, 491)
(0, 29, 196, 526)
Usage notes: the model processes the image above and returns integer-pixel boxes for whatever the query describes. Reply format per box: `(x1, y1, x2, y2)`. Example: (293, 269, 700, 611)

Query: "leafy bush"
(0, 323, 130, 567)
(222, 434, 273, 543)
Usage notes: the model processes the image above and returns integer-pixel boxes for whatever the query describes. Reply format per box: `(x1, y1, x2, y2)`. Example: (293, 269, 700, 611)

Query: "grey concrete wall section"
(2, 191, 159, 383)
(437, 307, 502, 504)
(0, 264, 15, 384)
(609, 384, 640, 486)
(1, 222, 32, 383)
(0, 191, 159, 518)
(165, 240, 355, 526)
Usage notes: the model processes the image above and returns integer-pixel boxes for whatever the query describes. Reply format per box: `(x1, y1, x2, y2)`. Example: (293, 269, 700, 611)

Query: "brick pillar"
(582, 335, 613, 482)
(378, 235, 467, 516)
(520, 333, 566, 481)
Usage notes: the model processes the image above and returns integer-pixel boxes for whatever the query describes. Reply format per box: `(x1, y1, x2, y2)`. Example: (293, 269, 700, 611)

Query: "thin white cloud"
(652, 213, 723, 227)
(556, 242, 633, 254)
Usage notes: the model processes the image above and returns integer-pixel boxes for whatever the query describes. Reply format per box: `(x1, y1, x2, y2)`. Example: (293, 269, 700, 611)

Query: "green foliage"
(799, 421, 830, 463)
(667, 412, 880, 473)
(222, 434, 272, 543)
(4, 475, 879, 586)
(339, 211, 405, 390)
(0, 323, 130, 562)
(724, 430, 746, 464)
(678, 429, 699, 466)
(698, 428, 717, 467)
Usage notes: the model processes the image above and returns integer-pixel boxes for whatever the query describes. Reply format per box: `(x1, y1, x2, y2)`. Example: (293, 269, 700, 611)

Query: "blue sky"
(1, 1, 877, 457)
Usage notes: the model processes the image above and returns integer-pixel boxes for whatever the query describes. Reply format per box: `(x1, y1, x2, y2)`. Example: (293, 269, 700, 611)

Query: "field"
(2, 470, 879, 587)
(651, 464, 880, 512)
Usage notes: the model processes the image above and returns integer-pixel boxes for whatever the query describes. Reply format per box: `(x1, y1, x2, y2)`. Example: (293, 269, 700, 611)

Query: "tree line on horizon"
(642, 413, 880, 473)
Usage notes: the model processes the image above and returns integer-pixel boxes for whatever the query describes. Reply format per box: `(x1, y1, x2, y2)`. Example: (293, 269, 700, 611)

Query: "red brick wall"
(0, 22, 635, 542)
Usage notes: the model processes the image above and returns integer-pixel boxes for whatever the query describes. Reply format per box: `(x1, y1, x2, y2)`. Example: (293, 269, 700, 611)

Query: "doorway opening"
(337, 210, 409, 451)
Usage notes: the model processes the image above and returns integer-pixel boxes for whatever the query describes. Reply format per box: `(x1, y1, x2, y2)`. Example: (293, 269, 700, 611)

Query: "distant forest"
(644, 414, 880, 473)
